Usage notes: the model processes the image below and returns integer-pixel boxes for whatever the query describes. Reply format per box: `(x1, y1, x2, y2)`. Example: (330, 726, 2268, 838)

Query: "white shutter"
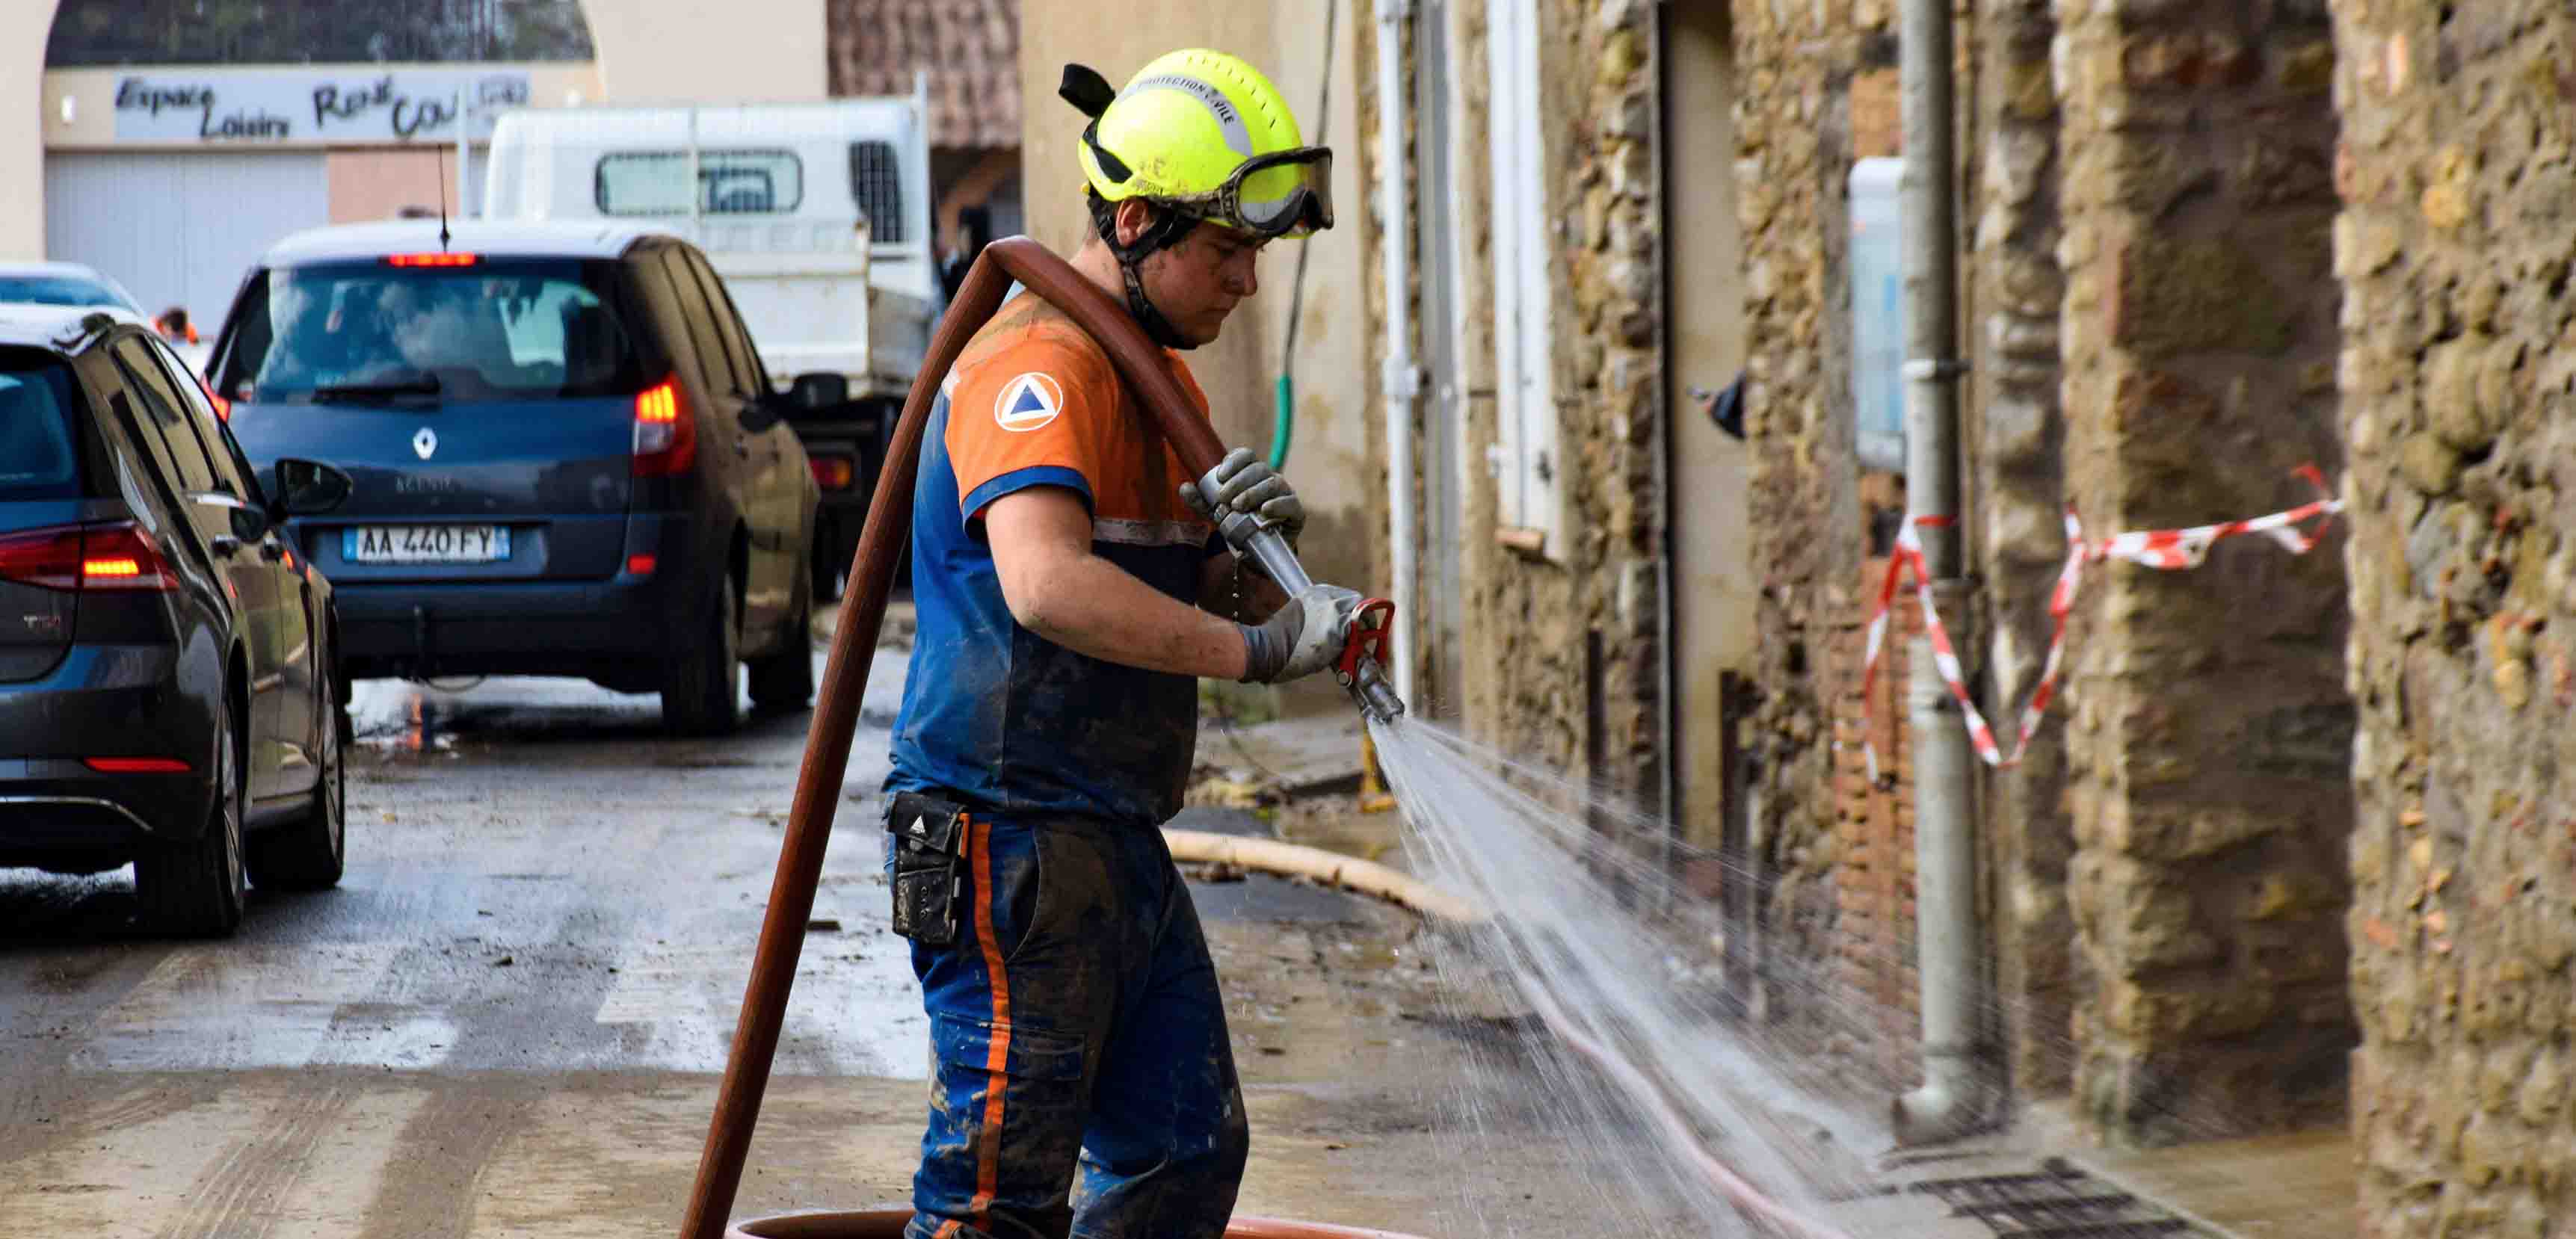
(46, 150, 328, 327)
(1485, 0, 1561, 554)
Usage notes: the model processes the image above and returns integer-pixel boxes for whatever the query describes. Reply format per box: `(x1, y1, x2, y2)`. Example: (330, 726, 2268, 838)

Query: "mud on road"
(0, 650, 1603, 1237)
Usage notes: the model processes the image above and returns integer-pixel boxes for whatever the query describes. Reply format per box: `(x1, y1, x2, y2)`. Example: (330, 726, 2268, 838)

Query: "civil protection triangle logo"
(993, 373, 1064, 433)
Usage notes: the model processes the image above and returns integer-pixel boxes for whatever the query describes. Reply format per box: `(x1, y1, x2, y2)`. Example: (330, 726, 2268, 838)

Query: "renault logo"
(413, 427, 437, 460)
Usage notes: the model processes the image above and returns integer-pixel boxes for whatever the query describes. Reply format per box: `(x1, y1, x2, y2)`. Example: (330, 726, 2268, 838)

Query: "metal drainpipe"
(1377, 0, 1421, 707)
(1893, 0, 1985, 1146)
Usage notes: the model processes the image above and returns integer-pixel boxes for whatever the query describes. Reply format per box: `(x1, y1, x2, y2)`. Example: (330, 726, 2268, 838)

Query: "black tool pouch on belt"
(886, 792, 967, 947)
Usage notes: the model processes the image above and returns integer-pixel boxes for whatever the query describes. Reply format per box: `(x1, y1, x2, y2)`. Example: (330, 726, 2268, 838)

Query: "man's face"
(1127, 208, 1266, 347)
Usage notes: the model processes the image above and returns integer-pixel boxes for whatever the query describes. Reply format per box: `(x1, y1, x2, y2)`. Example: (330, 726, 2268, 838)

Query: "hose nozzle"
(1335, 598, 1407, 724)
(1348, 651, 1408, 724)
(1202, 459, 1409, 723)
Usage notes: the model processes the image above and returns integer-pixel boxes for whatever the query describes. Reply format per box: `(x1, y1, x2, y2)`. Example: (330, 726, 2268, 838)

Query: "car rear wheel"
(662, 575, 743, 735)
(749, 591, 815, 713)
(248, 696, 348, 891)
(135, 695, 247, 937)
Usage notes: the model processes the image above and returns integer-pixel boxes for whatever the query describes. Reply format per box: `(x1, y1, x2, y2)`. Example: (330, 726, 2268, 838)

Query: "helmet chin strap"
(1090, 192, 1200, 350)
(1118, 258, 1194, 350)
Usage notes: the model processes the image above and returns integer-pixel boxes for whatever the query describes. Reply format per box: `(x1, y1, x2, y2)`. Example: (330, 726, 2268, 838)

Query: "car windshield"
(0, 354, 83, 501)
(0, 275, 129, 311)
(215, 259, 646, 405)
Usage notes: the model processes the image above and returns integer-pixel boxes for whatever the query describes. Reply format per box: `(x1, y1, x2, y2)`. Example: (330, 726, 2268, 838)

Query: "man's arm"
(1197, 552, 1290, 622)
(986, 486, 1251, 679)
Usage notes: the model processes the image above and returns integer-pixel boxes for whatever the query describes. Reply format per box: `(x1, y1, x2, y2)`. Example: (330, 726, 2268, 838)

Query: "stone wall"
(1734, 0, 1886, 1027)
(2052, 0, 2353, 1143)
(1973, 0, 2077, 1104)
(1435, 0, 1669, 805)
(2332, 1, 2576, 1232)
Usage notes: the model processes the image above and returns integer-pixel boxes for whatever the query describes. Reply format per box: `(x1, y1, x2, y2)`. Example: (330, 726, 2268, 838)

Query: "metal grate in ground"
(1883, 1157, 2207, 1238)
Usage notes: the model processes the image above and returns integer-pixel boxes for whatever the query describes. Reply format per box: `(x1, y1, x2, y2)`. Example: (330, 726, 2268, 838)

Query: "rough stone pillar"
(2050, 0, 2353, 1143)
(2332, 3, 2576, 1233)
(1972, 0, 2075, 1105)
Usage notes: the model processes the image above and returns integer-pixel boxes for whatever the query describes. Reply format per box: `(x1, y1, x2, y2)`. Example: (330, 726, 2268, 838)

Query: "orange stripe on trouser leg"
(967, 815, 1013, 1232)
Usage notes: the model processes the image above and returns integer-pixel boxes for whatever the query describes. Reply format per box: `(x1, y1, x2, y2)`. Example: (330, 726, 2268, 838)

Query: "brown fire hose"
(677, 237, 1244, 1239)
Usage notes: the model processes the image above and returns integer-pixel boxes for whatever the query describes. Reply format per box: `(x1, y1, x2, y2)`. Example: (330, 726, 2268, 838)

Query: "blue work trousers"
(895, 811, 1248, 1239)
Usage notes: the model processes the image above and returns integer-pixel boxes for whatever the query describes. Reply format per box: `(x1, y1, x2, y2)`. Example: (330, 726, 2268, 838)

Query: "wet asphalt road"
(0, 648, 925, 1082)
(0, 644, 1604, 1236)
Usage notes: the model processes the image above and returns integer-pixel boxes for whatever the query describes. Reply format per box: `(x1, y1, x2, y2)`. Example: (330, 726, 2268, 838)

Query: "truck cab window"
(596, 149, 804, 217)
(848, 141, 906, 242)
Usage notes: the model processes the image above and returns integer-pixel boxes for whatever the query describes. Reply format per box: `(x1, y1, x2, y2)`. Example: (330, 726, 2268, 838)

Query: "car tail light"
(386, 253, 479, 268)
(809, 454, 856, 490)
(626, 554, 657, 577)
(84, 757, 190, 773)
(0, 525, 83, 590)
(0, 522, 177, 593)
(76, 522, 179, 591)
(632, 379, 696, 478)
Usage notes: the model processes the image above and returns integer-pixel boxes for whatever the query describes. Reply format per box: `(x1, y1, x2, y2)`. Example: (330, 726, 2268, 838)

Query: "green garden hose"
(1271, 0, 1337, 470)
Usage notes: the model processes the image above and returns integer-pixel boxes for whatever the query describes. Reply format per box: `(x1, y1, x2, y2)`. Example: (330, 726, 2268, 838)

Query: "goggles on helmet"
(1171, 146, 1334, 240)
(1081, 119, 1334, 241)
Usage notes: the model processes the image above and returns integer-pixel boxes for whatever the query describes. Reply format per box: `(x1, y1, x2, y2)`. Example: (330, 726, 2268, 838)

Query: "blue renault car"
(205, 221, 819, 734)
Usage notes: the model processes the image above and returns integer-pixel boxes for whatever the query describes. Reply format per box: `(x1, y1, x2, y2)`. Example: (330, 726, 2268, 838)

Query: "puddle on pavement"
(351, 678, 687, 753)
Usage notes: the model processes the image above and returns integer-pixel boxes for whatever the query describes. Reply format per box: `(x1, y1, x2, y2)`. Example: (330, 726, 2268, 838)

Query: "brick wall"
(1832, 543, 1924, 1079)
(2053, 0, 2352, 1143)
(2332, 1, 2576, 1232)
(1735, 0, 1891, 1033)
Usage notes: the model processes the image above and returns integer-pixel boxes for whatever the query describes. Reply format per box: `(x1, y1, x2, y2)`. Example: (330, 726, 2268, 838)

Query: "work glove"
(1238, 584, 1362, 684)
(1180, 447, 1307, 546)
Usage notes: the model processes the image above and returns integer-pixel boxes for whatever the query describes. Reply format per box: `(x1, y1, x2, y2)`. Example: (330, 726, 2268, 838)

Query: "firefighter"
(880, 49, 1349, 1239)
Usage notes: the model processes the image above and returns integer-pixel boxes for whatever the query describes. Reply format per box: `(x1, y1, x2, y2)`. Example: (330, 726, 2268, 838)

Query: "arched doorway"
(45, 1, 597, 66)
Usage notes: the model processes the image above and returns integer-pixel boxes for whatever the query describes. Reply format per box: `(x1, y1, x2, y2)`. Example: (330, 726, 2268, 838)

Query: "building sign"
(111, 69, 531, 145)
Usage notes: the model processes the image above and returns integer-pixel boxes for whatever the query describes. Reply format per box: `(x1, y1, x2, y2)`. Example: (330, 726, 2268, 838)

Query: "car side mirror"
(788, 371, 848, 410)
(740, 393, 786, 435)
(272, 457, 354, 516)
(226, 502, 272, 544)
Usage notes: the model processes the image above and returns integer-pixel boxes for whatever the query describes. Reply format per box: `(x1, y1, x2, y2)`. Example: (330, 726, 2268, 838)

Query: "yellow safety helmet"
(1061, 51, 1333, 241)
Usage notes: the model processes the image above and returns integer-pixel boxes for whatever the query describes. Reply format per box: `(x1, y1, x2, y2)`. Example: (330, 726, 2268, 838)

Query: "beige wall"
(582, 0, 827, 104)
(1663, 5, 1752, 840)
(1016, 5, 1380, 614)
(326, 149, 464, 223)
(0, 1, 61, 259)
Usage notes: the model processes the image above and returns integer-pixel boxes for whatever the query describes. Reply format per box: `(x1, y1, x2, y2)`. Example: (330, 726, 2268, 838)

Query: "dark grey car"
(206, 220, 819, 735)
(0, 307, 355, 936)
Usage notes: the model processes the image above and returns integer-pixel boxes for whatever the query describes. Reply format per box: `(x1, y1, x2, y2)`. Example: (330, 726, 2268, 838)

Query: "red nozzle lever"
(1334, 599, 1406, 727)
(1337, 597, 1394, 686)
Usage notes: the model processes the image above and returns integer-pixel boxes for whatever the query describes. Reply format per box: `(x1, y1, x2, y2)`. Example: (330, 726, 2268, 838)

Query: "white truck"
(479, 90, 940, 596)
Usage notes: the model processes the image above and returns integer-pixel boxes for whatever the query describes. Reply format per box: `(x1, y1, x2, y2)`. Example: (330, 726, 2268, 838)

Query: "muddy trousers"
(898, 812, 1249, 1239)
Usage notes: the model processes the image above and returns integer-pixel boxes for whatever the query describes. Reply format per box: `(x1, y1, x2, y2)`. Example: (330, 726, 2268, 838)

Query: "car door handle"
(210, 535, 244, 557)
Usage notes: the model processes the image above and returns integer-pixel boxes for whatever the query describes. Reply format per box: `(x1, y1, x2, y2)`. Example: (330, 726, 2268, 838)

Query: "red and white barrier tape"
(1860, 466, 2341, 779)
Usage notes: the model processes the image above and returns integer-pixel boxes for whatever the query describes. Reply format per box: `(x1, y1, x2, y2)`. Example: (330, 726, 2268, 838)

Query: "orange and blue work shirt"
(886, 291, 1221, 826)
